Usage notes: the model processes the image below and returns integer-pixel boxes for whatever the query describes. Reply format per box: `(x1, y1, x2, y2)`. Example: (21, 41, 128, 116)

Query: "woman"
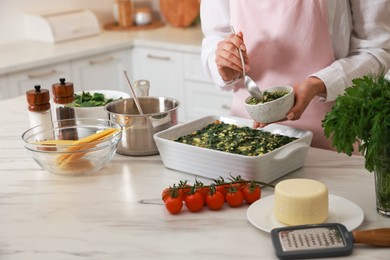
(200, 0, 390, 150)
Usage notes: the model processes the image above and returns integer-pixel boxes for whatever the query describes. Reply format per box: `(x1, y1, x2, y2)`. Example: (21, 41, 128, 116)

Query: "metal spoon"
(230, 26, 263, 101)
(123, 70, 144, 115)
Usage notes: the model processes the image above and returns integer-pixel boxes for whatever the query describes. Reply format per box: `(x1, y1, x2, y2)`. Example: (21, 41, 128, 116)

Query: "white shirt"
(201, 0, 390, 102)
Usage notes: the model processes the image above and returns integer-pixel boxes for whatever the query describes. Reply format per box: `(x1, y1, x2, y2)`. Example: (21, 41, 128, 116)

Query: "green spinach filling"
(246, 90, 289, 105)
(174, 121, 297, 156)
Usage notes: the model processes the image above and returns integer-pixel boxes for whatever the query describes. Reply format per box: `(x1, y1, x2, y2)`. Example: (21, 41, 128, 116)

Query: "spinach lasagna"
(174, 120, 297, 156)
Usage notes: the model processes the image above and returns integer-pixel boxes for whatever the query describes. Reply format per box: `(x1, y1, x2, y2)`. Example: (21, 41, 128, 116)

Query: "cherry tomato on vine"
(165, 196, 183, 214)
(229, 175, 247, 190)
(213, 177, 229, 197)
(162, 184, 181, 202)
(226, 187, 244, 207)
(216, 184, 229, 197)
(162, 187, 171, 202)
(206, 190, 225, 210)
(196, 186, 210, 202)
(242, 181, 261, 204)
(194, 180, 209, 202)
(185, 192, 204, 212)
(232, 182, 246, 190)
(178, 185, 191, 201)
(177, 181, 191, 201)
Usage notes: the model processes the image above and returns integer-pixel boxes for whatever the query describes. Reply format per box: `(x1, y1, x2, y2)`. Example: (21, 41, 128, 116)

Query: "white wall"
(0, 0, 160, 44)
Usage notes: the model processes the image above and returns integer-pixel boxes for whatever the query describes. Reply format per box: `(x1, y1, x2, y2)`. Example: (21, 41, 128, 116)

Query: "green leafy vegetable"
(174, 120, 297, 156)
(74, 91, 119, 107)
(246, 90, 289, 105)
(322, 73, 390, 172)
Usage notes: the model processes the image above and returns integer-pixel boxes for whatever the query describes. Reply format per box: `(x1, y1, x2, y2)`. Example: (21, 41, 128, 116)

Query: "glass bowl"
(22, 118, 122, 176)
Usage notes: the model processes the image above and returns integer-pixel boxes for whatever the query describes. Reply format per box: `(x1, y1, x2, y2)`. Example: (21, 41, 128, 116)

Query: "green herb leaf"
(322, 73, 390, 172)
(74, 91, 123, 107)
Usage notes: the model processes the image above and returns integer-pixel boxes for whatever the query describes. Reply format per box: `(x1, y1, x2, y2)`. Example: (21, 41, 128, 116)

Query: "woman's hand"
(253, 77, 327, 128)
(215, 31, 250, 82)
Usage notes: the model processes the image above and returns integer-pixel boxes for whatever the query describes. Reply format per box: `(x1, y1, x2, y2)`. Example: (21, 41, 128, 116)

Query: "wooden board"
(103, 19, 165, 31)
(160, 0, 200, 28)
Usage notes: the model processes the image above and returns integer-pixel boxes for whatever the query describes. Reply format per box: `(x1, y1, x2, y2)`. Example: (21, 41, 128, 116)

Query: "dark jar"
(52, 78, 78, 140)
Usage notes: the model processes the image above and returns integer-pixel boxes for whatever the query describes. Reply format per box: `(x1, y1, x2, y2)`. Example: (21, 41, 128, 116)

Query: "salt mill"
(52, 78, 78, 140)
(25, 85, 52, 130)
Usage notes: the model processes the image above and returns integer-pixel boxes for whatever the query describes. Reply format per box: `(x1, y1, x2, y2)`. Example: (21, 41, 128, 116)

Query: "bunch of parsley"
(322, 73, 390, 172)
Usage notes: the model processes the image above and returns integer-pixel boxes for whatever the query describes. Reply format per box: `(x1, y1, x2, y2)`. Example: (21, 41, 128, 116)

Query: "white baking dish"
(154, 115, 313, 183)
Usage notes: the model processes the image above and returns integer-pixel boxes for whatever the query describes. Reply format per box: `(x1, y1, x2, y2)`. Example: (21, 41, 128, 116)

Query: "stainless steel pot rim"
(104, 96, 181, 117)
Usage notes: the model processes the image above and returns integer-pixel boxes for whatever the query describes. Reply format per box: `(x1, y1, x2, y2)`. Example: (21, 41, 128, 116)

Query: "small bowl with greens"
(74, 90, 130, 119)
(244, 85, 294, 123)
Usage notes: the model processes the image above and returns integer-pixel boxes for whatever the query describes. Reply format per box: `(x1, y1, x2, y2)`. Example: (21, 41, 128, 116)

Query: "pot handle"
(134, 80, 150, 97)
(273, 142, 308, 160)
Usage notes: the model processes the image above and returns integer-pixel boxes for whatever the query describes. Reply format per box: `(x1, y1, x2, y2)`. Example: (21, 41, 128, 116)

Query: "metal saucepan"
(104, 96, 180, 156)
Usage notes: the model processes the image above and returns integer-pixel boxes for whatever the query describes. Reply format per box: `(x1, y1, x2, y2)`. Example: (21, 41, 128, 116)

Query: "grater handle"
(352, 228, 390, 247)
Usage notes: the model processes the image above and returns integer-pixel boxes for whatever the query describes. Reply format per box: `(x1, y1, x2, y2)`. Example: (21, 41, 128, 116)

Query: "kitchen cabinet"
(132, 48, 233, 122)
(71, 49, 132, 92)
(183, 53, 232, 121)
(184, 81, 232, 120)
(6, 62, 72, 98)
(0, 25, 233, 121)
(132, 47, 186, 122)
(0, 76, 7, 100)
(2, 48, 232, 123)
(2, 49, 132, 99)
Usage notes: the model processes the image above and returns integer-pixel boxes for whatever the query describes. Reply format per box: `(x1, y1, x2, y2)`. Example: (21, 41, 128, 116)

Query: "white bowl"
(74, 90, 130, 120)
(245, 85, 294, 124)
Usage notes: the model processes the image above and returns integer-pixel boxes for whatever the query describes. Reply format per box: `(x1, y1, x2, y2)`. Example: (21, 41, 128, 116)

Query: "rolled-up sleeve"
(200, 0, 238, 90)
(311, 0, 390, 102)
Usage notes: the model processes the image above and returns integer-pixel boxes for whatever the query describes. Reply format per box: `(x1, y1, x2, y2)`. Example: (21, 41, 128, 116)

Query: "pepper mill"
(52, 78, 78, 140)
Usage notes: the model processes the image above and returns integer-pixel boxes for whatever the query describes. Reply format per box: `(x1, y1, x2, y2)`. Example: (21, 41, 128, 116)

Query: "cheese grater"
(271, 223, 390, 259)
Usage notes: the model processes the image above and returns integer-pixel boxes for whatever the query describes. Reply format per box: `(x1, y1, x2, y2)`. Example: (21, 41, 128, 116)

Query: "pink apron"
(230, 0, 335, 150)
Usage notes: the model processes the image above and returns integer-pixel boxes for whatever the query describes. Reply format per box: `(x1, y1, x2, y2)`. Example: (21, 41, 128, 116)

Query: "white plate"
(247, 194, 364, 233)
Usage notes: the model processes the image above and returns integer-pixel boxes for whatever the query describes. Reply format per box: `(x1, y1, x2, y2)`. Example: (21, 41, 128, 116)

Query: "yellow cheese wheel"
(274, 178, 328, 225)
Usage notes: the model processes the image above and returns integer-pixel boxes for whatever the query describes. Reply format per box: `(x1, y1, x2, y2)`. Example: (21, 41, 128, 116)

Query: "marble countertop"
(0, 25, 204, 75)
(1, 96, 389, 260)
